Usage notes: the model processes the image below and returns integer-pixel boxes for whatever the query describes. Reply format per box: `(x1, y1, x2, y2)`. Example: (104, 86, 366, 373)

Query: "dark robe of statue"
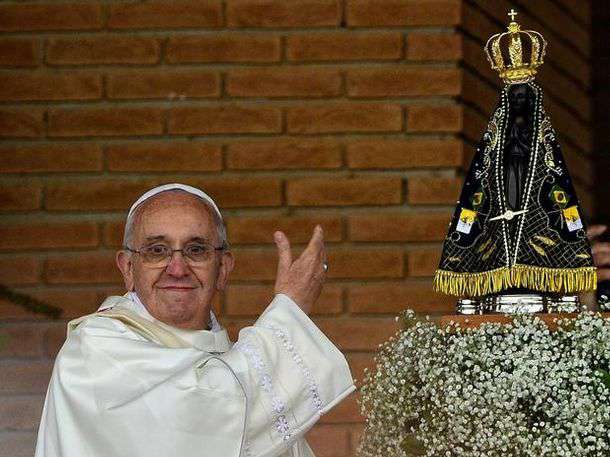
(434, 82, 596, 298)
(504, 84, 534, 214)
(501, 85, 536, 295)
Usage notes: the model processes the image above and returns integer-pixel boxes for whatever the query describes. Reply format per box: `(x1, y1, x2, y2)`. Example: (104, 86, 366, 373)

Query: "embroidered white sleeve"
(264, 324, 323, 414)
(234, 337, 292, 442)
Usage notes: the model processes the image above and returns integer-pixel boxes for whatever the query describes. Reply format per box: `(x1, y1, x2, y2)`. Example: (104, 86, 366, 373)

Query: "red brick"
(348, 212, 450, 242)
(227, 0, 340, 27)
(317, 318, 398, 351)
(0, 256, 41, 286)
(226, 139, 342, 170)
(287, 104, 402, 134)
(223, 319, 255, 341)
(166, 35, 280, 63)
(407, 105, 463, 132)
(347, 280, 454, 314)
(536, 67, 588, 121)
(231, 248, 402, 281)
(347, 139, 463, 169)
(102, 220, 124, 248)
(347, 68, 461, 97)
(184, 178, 284, 209)
(0, 396, 45, 430)
(0, 289, 99, 320)
(227, 215, 343, 244)
(318, 392, 362, 423)
(0, 324, 44, 357)
(0, 38, 39, 67)
(0, 433, 37, 457)
(0, 3, 102, 31)
(44, 179, 155, 211)
(226, 67, 341, 97)
(346, 353, 375, 386)
(286, 32, 402, 61)
(46, 37, 160, 65)
(48, 107, 164, 137)
(107, 69, 220, 100)
(547, 100, 591, 152)
(462, 105, 487, 146)
(45, 178, 283, 211)
(408, 247, 441, 276)
(0, 108, 44, 138)
(0, 72, 101, 101)
(558, 0, 590, 25)
(45, 321, 68, 358)
(0, 184, 42, 212)
(106, 142, 222, 172)
(169, 106, 281, 135)
(0, 144, 102, 173)
(44, 252, 122, 285)
(346, 0, 461, 26)
(108, 0, 222, 29)
(350, 424, 365, 452)
(0, 361, 54, 394)
(286, 177, 402, 206)
(408, 176, 461, 204)
(224, 284, 343, 316)
(564, 147, 594, 189)
(306, 424, 350, 457)
(0, 287, 99, 320)
(326, 249, 404, 279)
(230, 249, 277, 280)
(407, 32, 463, 61)
(0, 221, 99, 251)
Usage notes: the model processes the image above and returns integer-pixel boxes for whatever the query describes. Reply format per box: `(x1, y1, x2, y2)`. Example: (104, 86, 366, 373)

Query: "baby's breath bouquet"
(359, 312, 610, 456)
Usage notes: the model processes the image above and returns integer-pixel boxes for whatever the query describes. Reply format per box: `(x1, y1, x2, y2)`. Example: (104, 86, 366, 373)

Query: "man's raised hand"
(273, 225, 327, 314)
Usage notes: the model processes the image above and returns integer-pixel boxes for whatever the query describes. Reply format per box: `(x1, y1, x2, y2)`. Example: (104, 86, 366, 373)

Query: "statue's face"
(509, 84, 530, 115)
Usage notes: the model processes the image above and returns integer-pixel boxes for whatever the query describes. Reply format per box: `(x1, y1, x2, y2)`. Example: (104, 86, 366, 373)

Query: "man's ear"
(116, 250, 135, 291)
(216, 251, 234, 292)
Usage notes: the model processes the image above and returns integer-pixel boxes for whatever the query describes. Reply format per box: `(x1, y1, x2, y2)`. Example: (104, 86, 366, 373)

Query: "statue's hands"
(273, 226, 327, 315)
(587, 225, 610, 281)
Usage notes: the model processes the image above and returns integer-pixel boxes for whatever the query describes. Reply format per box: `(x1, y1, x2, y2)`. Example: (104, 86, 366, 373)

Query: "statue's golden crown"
(484, 10, 547, 84)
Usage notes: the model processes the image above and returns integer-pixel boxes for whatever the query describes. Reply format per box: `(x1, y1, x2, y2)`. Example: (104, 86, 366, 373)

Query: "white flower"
(358, 311, 610, 457)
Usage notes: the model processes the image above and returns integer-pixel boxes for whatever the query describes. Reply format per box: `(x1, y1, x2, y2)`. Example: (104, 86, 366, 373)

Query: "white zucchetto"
(127, 183, 223, 222)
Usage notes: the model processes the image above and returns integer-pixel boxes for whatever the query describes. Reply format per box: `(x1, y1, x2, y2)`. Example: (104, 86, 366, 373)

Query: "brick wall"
(0, 1, 595, 456)
(592, 0, 610, 222)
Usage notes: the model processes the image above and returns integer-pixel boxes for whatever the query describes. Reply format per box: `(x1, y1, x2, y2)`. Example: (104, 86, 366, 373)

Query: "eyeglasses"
(124, 243, 225, 267)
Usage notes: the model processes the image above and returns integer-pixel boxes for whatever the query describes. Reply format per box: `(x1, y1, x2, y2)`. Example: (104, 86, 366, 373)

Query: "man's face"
(116, 192, 233, 330)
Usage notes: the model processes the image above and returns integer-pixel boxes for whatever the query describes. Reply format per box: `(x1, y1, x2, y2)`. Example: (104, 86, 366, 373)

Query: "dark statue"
(434, 13, 596, 311)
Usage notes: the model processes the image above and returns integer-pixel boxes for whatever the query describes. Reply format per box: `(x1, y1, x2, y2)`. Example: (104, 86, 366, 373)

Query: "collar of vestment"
(94, 293, 232, 353)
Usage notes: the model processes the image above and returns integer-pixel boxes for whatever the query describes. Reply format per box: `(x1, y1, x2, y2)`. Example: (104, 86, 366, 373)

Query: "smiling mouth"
(159, 286, 196, 291)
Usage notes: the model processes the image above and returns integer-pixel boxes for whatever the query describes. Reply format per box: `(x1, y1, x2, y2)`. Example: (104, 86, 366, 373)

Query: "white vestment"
(35, 293, 355, 457)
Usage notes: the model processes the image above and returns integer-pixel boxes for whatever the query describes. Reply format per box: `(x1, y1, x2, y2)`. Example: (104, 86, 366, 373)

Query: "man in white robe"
(35, 183, 355, 457)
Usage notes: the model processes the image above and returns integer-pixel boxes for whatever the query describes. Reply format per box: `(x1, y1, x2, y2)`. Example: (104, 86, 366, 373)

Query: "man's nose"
(165, 251, 190, 277)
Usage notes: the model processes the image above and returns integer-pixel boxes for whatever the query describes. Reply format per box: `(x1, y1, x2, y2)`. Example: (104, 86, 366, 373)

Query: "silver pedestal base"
(457, 294, 581, 315)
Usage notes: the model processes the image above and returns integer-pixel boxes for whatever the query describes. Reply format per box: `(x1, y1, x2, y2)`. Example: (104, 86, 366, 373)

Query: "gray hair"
(122, 190, 228, 249)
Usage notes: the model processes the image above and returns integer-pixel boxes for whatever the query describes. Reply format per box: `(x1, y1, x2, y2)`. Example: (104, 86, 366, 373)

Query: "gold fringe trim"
(433, 265, 597, 297)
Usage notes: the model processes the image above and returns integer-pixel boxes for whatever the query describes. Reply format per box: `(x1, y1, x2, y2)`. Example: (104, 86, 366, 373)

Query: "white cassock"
(35, 293, 355, 457)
